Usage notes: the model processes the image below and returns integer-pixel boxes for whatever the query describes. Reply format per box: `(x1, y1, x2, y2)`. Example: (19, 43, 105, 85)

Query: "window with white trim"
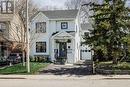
(36, 22, 46, 33)
(36, 42, 46, 53)
(61, 22, 68, 29)
(0, 23, 6, 32)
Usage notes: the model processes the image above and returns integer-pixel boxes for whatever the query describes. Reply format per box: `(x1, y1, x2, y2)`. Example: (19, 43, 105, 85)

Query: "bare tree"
(41, 5, 62, 11)
(0, 0, 39, 67)
(0, 0, 38, 65)
(65, 0, 81, 9)
(64, 0, 89, 22)
(15, 0, 39, 66)
(64, 0, 91, 23)
(64, 0, 90, 10)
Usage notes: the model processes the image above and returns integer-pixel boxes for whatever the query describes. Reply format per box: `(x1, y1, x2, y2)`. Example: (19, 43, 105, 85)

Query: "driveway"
(39, 64, 92, 76)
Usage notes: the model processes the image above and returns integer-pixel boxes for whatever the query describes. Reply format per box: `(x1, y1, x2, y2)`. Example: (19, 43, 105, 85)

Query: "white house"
(30, 10, 91, 64)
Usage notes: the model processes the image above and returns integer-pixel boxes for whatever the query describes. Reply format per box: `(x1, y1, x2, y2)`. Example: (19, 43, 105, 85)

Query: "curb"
(0, 75, 130, 80)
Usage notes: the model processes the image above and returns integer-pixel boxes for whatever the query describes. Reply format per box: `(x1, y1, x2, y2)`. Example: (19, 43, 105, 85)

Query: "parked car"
(0, 56, 8, 66)
(7, 53, 22, 64)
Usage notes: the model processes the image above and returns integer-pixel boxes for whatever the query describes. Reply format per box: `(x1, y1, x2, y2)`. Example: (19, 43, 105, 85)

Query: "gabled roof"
(31, 10, 79, 20)
(52, 31, 76, 37)
(42, 10, 78, 19)
(51, 31, 75, 39)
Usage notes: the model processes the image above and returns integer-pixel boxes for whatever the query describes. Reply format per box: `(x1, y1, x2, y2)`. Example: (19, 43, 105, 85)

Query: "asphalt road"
(0, 75, 130, 87)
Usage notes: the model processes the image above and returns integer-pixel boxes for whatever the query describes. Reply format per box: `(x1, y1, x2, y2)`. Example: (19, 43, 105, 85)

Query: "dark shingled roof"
(41, 10, 78, 19)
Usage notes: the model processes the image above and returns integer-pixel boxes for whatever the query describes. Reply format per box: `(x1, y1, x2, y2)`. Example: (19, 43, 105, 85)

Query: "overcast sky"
(32, 0, 67, 9)
(33, 0, 130, 9)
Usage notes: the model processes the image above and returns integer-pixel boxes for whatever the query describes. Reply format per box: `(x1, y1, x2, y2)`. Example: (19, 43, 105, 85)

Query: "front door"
(59, 42, 67, 58)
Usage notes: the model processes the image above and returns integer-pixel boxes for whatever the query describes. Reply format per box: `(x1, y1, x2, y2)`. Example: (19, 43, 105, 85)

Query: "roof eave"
(49, 18, 76, 21)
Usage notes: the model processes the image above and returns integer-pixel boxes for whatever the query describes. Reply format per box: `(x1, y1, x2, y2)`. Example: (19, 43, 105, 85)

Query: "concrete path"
(39, 64, 92, 76)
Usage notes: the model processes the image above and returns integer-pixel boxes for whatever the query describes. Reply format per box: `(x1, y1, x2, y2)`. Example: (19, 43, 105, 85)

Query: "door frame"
(59, 42, 67, 58)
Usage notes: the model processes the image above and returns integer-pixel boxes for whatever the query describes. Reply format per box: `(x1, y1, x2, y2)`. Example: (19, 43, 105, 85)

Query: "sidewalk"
(0, 75, 130, 80)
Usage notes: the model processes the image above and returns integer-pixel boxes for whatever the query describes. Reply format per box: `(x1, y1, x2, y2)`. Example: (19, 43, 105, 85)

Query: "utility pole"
(26, 0, 30, 73)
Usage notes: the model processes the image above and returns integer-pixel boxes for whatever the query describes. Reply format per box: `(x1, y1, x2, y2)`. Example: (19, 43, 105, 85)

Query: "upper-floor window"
(1, 1, 14, 14)
(61, 22, 68, 29)
(36, 42, 46, 53)
(0, 23, 6, 32)
(36, 22, 46, 33)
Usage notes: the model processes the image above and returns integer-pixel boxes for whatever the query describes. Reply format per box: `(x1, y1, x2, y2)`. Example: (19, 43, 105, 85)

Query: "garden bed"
(96, 62, 130, 75)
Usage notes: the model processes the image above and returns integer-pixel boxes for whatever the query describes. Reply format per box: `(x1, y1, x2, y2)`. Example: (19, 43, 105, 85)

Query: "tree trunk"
(113, 57, 118, 64)
(22, 50, 25, 66)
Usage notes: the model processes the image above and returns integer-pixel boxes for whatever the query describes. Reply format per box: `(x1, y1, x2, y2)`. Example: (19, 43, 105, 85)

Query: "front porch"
(0, 40, 12, 58)
(50, 31, 77, 64)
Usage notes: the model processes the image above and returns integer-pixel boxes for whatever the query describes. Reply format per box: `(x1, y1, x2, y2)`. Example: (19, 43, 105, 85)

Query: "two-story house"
(30, 10, 81, 64)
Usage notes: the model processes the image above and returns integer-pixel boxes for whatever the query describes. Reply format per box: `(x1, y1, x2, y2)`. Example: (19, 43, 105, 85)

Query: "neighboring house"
(0, 0, 24, 58)
(30, 10, 81, 64)
(80, 23, 93, 60)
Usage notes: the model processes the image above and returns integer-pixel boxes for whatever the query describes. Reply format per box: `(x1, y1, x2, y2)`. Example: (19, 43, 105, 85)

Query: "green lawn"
(0, 62, 49, 75)
(96, 62, 130, 70)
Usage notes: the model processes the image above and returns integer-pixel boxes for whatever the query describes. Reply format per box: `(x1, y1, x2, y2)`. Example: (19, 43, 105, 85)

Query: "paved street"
(0, 75, 130, 87)
(0, 64, 129, 87)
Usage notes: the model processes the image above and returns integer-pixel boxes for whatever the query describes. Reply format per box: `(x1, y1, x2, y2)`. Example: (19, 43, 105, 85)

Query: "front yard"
(0, 62, 49, 75)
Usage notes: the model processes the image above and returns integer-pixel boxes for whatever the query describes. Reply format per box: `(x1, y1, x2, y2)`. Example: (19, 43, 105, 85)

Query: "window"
(36, 42, 46, 53)
(1, 1, 14, 14)
(16, 26, 19, 33)
(84, 32, 89, 36)
(61, 22, 68, 29)
(0, 23, 6, 32)
(36, 22, 46, 33)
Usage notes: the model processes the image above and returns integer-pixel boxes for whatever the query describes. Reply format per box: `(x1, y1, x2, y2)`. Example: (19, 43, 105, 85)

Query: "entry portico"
(50, 31, 77, 64)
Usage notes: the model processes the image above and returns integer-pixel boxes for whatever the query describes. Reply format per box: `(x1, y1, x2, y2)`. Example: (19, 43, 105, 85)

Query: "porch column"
(51, 39, 56, 62)
(72, 39, 76, 63)
(67, 39, 75, 64)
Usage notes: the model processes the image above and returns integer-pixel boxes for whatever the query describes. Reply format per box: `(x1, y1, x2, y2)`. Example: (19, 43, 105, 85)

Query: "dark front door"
(59, 42, 67, 58)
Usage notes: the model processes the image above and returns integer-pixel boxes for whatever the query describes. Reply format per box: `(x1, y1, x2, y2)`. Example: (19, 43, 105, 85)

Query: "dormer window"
(36, 22, 46, 33)
(61, 22, 68, 29)
(1, 1, 14, 14)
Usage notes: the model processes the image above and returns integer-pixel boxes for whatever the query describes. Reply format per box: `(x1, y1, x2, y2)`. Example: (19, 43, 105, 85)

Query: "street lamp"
(26, 0, 30, 73)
